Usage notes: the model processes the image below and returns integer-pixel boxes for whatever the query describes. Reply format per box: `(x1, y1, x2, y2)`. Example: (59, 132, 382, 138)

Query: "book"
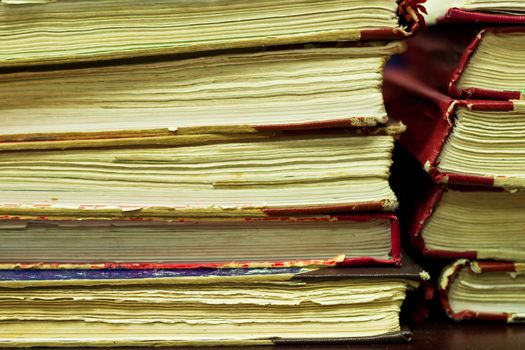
(409, 184, 525, 261)
(0, 214, 401, 269)
(440, 259, 525, 322)
(423, 1, 525, 24)
(0, 261, 428, 346)
(0, 42, 404, 149)
(384, 69, 525, 188)
(402, 25, 525, 100)
(0, 128, 403, 219)
(0, 0, 422, 68)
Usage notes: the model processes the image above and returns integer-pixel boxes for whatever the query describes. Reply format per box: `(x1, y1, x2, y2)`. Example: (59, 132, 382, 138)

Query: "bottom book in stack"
(439, 260, 525, 322)
(0, 262, 426, 347)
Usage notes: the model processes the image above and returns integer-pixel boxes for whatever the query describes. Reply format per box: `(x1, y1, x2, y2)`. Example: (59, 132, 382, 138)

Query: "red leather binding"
(404, 26, 525, 100)
(384, 69, 517, 187)
(407, 183, 505, 260)
(439, 8, 525, 24)
(0, 214, 401, 269)
(439, 260, 519, 322)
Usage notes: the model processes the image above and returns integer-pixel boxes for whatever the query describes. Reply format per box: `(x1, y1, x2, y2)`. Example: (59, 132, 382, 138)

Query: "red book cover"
(428, 6, 525, 25)
(403, 26, 525, 100)
(384, 69, 519, 187)
(0, 214, 402, 270)
(439, 259, 524, 322)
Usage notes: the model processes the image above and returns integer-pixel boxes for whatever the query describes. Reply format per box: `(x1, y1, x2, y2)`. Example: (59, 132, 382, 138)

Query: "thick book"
(440, 259, 525, 322)
(408, 184, 525, 261)
(403, 25, 525, 100)
(0, 42, 404, 149)
(423, 1, 525, 24)
(0, 0, 422, 68)
(0, 260, 428, 346)
(0, 128, 403, 219)
(0, 214, 401, 269)
(384, 69, 525, 188)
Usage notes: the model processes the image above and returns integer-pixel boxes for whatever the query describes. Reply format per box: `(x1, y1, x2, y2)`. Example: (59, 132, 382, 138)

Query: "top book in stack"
(0, 0, 422, 68)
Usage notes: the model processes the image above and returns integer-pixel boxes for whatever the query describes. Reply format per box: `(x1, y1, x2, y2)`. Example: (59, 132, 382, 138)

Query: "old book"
(409, 184, 525, 261)
(0, 0, 422, 68)
(0, 261, 427, 346)
(423, 0, 525, 24)
(0, 214, 401, 269)
(384, 69, 525, 188)
(440, 259, 525, 322)
(402, 26, 525, 100)
(0, 128, 403, 219)
(0, 42, 404, 149)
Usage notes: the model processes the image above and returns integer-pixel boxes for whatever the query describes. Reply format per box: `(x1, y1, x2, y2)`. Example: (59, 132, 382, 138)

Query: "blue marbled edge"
(0, 268, 307, 282)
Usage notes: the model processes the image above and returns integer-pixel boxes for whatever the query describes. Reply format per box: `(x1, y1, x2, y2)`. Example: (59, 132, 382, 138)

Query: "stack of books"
(385, 2, 525, 323)
(0, 0, 427, 346)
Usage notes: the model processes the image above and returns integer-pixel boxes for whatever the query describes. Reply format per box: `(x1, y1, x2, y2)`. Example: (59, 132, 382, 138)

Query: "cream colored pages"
(438, 102, 525, 188)
(422, 190, 525, 261)
(457, 32, 525, 95)
(448, 267, 525, 315)
(0, 280, 407, 346)
(0, 0, 398, 67)
(461, 0, 525, 13)
(0, 219, 392, 263)
(0, 43, 403, 142)
(0, 134, 397, 218)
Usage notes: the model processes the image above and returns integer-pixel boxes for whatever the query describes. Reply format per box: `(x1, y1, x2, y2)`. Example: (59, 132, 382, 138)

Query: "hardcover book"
(409, 184, 525, 261)
(440, 259, 525, 322)
(0, 128, 403, 219)
(384, 69, 525, 188)
(0, 214, 401, 269)
(424, 0, 525, 24)
(0, 0, 422, 68)
(0, 42, 404, 149)
(0, 261, 428, 346)
(403, 26, 525, 100)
